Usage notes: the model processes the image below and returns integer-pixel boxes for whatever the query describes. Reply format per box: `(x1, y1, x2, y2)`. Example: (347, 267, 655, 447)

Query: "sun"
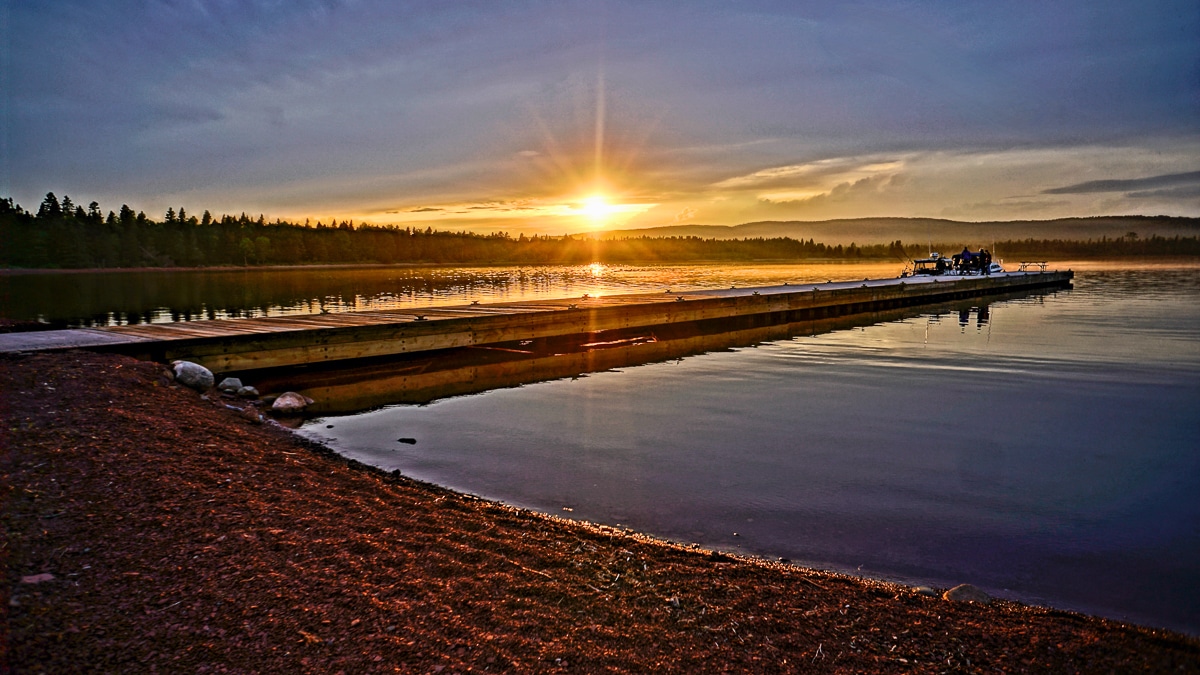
(558, 191, 655, 230)
(579, 194, 615, 221)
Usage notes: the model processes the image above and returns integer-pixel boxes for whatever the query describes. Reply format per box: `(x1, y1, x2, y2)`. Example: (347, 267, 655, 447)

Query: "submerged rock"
(236, 386, 259, 398)
(943, 583, 991, 604)
(217, 377, 243, 393)
(172, 361, 214, 391)
(271, 391, 314, 415)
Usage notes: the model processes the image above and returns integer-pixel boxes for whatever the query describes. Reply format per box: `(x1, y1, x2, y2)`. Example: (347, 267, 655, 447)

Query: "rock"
(172, 361, 214, 391)
(241, 407, 263, 424)
(271, 391, 313, 415)
(217, 377, 243, 393)
(913, 586, 938, 597)
(21, 573, 55, 584)
(943, 583, 991, 604)
(236, 386, 259, 398)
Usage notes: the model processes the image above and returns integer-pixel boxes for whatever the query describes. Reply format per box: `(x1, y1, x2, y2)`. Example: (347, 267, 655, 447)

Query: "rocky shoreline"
(3, 351, 1198, 673)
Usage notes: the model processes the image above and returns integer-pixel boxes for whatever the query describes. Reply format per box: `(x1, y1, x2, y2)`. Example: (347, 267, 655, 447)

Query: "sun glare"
(580, 194, 614, 221)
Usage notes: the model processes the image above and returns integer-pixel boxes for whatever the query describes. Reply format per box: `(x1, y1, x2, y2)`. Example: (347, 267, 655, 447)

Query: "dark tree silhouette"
(2, 194, 1198, 269)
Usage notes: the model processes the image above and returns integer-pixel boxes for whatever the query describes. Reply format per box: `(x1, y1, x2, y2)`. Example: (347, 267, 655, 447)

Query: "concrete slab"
(0, 329, 151, 354)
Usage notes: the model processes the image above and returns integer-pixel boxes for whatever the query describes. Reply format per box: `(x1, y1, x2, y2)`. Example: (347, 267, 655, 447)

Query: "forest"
(4, 193, 1199, 269)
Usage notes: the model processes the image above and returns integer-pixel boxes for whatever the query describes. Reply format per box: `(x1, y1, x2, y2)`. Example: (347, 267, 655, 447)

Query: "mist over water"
(293, 262, 1200, 635)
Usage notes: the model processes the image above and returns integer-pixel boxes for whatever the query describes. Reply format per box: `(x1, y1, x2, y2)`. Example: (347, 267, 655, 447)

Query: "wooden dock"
(246, 295, 1021, 414)
(0, 270, 1073, 372)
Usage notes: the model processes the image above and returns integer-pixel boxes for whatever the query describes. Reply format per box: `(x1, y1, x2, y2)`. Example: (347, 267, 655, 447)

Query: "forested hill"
(594, 215, 1200, 244)
(3, 194, 1198, 269)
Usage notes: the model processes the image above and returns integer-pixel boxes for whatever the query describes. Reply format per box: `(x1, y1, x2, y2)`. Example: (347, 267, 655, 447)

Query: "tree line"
(3, 193, 1198, 269)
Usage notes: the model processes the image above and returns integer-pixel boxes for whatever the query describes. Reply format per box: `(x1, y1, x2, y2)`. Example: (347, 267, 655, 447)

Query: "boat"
(902, 249, 1003, 277)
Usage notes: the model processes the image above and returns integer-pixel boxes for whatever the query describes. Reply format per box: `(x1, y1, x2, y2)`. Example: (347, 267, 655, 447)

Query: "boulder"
(217, 377, 243, 393)
(943, 583, 991, 604)
(271, 391, 314, 415)
(237, 386, 260, 398)
(172, 361, 214, 391)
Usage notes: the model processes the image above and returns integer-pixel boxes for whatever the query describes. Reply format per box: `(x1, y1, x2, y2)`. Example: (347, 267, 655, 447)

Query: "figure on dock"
(950, 247, 993, 274)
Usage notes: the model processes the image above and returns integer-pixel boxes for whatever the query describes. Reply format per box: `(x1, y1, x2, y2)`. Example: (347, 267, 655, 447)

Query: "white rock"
(943, 583, 991, 604)
(172, 361, 214, 391)
(271, 391, 313, 414)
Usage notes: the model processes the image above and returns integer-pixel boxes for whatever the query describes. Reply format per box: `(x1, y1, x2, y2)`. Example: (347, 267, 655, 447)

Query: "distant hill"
(591, 216, 1200, 246)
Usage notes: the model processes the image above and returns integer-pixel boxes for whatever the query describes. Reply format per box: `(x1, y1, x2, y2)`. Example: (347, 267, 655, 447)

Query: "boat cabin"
(906, 254, 950, 276)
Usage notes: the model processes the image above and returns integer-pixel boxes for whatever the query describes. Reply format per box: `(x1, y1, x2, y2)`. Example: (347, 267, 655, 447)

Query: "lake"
(0, 261, 903, 327)
(7, 260, 1198, 634)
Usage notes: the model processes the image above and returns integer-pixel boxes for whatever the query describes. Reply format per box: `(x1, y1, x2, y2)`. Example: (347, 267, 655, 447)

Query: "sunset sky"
(4, 1, 1199, 234)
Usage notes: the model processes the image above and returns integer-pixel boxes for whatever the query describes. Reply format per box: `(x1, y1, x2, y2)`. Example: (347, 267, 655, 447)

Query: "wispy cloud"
(1127, 185, 1200, 200)
(1043, 171, 1200, 195)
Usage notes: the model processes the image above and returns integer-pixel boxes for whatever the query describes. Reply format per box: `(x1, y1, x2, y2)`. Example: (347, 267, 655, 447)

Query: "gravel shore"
(3, 351, 1197, 673)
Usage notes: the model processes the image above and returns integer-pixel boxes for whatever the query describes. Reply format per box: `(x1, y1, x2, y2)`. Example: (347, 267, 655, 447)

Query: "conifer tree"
(37, 192, 62, 219)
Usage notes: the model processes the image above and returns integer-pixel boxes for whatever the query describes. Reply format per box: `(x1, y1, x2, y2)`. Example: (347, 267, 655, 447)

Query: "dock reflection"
(238, 289, 1052, 415)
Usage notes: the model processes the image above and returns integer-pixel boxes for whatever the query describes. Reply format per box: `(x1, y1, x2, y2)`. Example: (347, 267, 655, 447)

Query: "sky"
(3, 0, 1199, 235)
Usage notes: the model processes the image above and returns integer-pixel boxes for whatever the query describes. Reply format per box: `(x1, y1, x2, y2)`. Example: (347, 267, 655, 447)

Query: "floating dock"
(0, 270, 1072, 372)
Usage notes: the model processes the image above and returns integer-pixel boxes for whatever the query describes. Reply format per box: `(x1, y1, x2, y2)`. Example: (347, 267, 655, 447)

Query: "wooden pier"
(0, 270, 1072, 372)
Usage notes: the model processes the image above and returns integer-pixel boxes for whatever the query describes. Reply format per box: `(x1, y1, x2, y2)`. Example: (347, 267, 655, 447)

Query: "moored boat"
(902, 248, 1002, 277)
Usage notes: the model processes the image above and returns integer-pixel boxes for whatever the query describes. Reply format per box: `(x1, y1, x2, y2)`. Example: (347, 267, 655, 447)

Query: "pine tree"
(37, 192, 62, 219)
(119, 204, 136, 226)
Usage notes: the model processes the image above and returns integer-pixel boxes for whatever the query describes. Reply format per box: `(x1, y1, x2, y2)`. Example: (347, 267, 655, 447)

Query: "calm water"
(0, 262, 901, 326)
(284, 261, 1200, 635)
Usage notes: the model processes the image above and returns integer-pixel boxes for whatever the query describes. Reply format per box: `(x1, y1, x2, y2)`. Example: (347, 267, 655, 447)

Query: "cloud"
(1127, 185, 1200, 200)
(672, 207, 696, 223)
(758, 173, 897, 208)
(6, 2, 1199, 225)
(711, 157, 904, 192)
(1043, 171, 1200, 194)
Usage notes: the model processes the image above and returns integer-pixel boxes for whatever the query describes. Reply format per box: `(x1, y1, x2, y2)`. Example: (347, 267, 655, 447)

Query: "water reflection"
(0, 262, 901, 328)
(246, 292, 1035, 416)
(958, 305, 989, 329)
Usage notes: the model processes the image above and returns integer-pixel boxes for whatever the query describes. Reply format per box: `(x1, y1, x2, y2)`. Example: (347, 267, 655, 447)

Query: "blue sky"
(3, 1, 1198, 233)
